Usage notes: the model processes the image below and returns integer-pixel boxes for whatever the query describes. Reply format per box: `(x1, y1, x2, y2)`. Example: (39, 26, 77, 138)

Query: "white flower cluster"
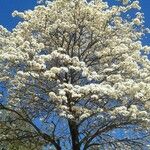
(0, 0, 149, 126)
(112, 105, 149, 123)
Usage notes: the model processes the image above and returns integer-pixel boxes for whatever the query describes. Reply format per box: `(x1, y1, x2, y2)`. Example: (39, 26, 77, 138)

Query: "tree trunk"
(68, 120, 80, 150)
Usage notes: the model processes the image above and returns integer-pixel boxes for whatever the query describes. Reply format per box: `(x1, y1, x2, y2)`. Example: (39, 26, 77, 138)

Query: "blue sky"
(0, 0, 36, 30)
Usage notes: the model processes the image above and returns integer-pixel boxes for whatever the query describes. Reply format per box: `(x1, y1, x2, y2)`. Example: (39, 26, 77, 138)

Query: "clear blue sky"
(0, 0, 150, 44)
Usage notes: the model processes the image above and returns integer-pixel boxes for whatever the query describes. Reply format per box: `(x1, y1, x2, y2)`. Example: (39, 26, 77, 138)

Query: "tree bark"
(68, 120, 80, 150)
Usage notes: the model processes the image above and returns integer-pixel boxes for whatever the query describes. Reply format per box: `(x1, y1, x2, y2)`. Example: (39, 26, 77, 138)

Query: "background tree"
(0, 0, 150, 149)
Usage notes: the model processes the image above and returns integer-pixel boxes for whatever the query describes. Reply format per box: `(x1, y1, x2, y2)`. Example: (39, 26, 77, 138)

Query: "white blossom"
(0, 0, 149, 148)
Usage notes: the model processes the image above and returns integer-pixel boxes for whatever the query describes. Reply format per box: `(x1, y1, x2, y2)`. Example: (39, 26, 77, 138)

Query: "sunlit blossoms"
(0, 0, 150, 149)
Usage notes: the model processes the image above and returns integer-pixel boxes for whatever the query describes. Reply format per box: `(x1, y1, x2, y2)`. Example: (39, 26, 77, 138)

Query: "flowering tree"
(0, 0, 150, 149)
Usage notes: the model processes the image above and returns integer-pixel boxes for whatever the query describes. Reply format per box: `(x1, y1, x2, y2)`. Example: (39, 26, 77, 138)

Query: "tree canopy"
(0, 0, 150, 149)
